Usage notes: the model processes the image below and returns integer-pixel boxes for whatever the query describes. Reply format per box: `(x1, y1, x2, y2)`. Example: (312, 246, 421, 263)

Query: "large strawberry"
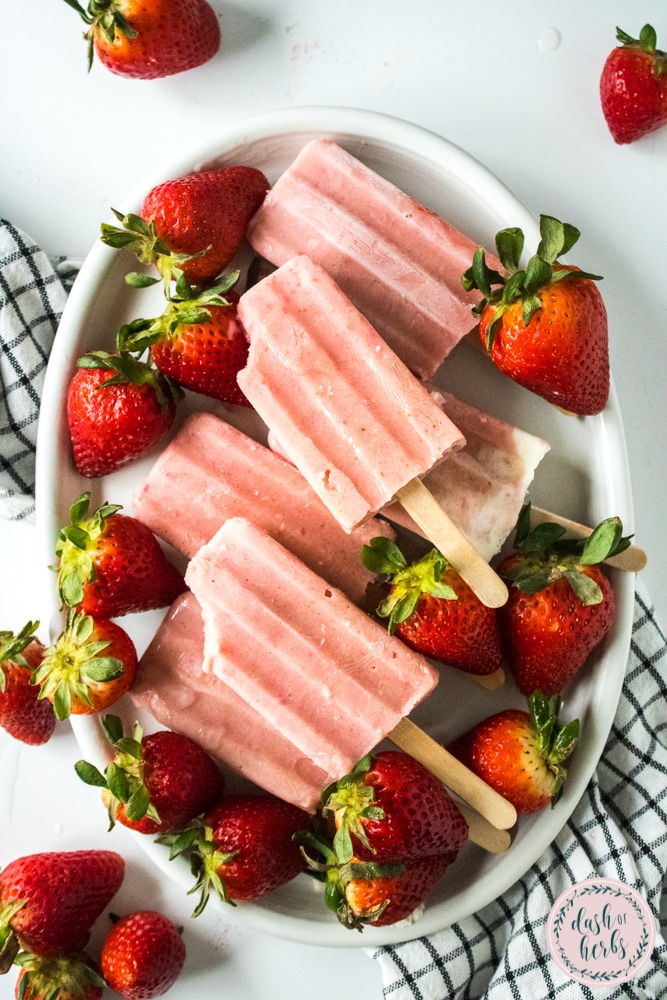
(0, 850, 124, 967)
(448, 691, 580, 814)
(99, 911, 186, 1000)
(67, 350, 181, 478)
(361, 538, 503, 676)
(63, 0, 220, 79)
(117, 279, 251, 407)
(600, 24, 667, 144)
(75, 714, 225, 834)
(497, 503, 626, 696)
(321, 751, 468, 865)
(160, 794, 309, 914)
(14, 952, 104, 1000)
(462, 215, 609, 415)
(32, 609, 138, 721)
(101, 164, 269, 288)
(0, 623, 56, 745)
(55, 492, 185, 619)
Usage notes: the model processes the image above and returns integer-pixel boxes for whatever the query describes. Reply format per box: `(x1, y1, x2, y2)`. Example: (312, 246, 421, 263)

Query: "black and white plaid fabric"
(0, 219, 79, 520)
(371, 584, 667, 999)
(1, 222, 665, 997)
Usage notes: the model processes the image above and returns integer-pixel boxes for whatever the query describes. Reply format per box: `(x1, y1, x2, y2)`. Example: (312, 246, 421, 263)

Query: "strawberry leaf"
(563, 568, 603, 606)
(125, 785, 151, 822)
(102, 713, 124, 745)
(106, 762, 130, 804)
(85, 657, 124, 682)
(74, 759, 107, 787)
(495, 227, 524, 273)
(360, 537, 407, 576)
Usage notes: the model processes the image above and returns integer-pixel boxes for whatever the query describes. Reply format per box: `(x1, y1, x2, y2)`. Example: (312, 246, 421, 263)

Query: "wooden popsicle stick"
(465, 666, 505, 691)
(530, 506, 647, 572)
(389, 717, 517, 831)
(396, 478, 508, 609)
(458, 804, 512, 854)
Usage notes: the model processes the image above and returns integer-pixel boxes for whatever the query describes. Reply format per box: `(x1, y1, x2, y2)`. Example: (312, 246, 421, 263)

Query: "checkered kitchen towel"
(0, 219, 79, 521)
(371, 583, 667, 999)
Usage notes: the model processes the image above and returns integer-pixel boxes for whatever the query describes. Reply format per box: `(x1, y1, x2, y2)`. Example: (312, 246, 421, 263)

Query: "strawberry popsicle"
(383, 390, 551, 561)
(236, 255, 508, 608)
(132, 411, 394, 606)
(246, 138, 499, 379)
(131, 592, 333, 813)
(185, 517, 516, 831)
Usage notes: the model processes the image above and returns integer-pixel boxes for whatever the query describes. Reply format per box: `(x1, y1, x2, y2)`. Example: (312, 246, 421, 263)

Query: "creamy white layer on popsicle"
(132, 411, 394, 606)
(246, 138, 499, 379)
(236, 255, 465, 533)
(184, 517, 439, 784)
(130, 592, 332, 813)
(383, 390, 550, 561)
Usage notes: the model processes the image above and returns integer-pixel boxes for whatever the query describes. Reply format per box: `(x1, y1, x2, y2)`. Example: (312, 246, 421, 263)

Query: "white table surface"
(1, 2, 665, 998)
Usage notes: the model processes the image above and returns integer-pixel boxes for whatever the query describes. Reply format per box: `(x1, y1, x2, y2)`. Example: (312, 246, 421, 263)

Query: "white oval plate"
(36, 106, 634, 949)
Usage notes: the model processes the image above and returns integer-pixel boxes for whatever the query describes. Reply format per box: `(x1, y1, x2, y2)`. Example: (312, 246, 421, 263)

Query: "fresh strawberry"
(100, 164, 269, 288)
(321, 751, 468, 865)
(99, 910, 186, 1000)
(31, 609, 137, 720)
(64, 0, 220, 80)
(55, 492, 185, 619)
(67, 349, 181, 479)
(600, 24, 667, 144)
(160, 794, 309, 914)
(117, 279, 251, 407)
(14, 952, 104, 1000)
(448, 691, 580, 814)
(462, 215, 609, 415)
(0, 850, 124, 966)
(497, 503, 625, 696)
(75, 714, 224, 834)
(361, 538, 503, 675)
(0, 623, 56, 745)
(340, 851, 457, 929)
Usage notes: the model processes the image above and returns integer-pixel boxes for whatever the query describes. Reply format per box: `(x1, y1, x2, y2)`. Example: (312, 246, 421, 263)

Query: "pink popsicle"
(246, 138, 499, 379)
(132, 411, 394, 606)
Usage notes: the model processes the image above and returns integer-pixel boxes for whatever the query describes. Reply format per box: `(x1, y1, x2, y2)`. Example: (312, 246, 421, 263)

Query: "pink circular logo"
(547, 878, 655, 986)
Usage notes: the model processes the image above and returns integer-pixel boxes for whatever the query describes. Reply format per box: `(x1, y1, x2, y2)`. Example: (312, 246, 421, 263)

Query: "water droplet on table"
(537, 27, 561, 53)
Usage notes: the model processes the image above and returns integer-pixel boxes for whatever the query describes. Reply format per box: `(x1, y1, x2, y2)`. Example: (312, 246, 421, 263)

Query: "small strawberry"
(75, 714, 225, 834)
(600, 24, 667, 144)
(0, 623, 56, 745)
(63, 0, 220, 80)
(0, 850, 124, 966)
(55, 492, 185, 619)
(14, 952, 105, 1000)
(67, 350, 181, 479)
(447, 691, 580, 814)
(321, 751, 468, 865)
(117, 278, 251, 407)
(159, 794, 309, 914)
(100, 164, 269, 288)
(462, 215, 609, 415)
(361, 538, 503, 676)
(31, 609, 137, 721)
(100, 910, 185, 1000)
(497, 503, 626, 696)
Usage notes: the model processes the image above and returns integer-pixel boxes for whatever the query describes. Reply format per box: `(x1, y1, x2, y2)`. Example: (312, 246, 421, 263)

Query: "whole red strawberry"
(55, 492, 185, 618)
(448, 691, 580, 814)
(600, 24, 667, 144)
(497, 504, 625, 696)
(362, 538, 503, 676)
(0, 623, 56, 745)
(67, 351, 180, 478)
(160, 794, 309, 914)
(64, 0, 220, 79)
(100, 165, 269, 289)
(100, 911, 185, 1000)
(463, 215, 609, 415)
(0, 850, 124, 966)
(322, 751, 469, 865)
(32, 609, 138, 720)
(14, 952, 104, 1000)
(75, 714, 224, 834)
(146, 287, 251, 406)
